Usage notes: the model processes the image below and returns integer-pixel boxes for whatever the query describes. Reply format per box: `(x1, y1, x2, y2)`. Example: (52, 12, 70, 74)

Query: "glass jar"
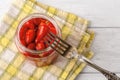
(15, 13, 61, 66)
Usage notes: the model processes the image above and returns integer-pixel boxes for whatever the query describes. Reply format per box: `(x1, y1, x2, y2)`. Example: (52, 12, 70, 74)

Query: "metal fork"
(44, 31, 120, 80)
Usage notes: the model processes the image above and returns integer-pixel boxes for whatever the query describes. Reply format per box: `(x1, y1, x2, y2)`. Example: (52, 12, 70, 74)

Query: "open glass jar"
(15, 13, 61, 66)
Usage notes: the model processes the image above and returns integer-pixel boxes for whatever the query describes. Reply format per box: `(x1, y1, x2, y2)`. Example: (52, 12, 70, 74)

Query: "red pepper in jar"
(25, 29, 35, 44)
(19, 17, 58, 58)
(24, 21, 35, 29)
(35, 22, 49, 43)
(36, 41, 45, 50)
(27, 43, 36, 50)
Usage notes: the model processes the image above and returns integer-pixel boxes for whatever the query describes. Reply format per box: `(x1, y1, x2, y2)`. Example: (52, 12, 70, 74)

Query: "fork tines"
(44, 31, 72, 56)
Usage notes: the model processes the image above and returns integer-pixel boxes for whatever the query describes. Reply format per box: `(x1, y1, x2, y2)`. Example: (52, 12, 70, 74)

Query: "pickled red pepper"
(19, 18, 57, 57)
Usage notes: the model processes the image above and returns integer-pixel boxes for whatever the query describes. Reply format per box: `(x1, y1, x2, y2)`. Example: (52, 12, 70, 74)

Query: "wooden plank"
(76, 73, 120, 80)
(83, 28, 120, 72)
(38, 0, 120, 27)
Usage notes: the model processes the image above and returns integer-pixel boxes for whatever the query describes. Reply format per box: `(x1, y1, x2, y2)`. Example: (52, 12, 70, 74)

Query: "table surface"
(0, 0, 120, 80)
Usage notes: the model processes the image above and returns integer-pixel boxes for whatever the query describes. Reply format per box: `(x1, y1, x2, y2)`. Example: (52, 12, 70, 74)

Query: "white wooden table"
(1, 0, 120, 80)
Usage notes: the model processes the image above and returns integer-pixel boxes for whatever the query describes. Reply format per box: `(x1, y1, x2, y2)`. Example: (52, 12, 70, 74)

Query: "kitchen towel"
(0, 0, 94, 80)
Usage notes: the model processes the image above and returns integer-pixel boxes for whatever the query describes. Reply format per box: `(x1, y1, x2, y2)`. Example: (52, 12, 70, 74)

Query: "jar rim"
(15, 13, 61, 55)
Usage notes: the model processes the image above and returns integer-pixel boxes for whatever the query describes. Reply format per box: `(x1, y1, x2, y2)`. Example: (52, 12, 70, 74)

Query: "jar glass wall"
(15, 13, 61, 66)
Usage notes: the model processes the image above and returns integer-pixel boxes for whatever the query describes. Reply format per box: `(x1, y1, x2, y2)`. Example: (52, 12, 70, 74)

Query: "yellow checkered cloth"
(0, 0, 95, 80)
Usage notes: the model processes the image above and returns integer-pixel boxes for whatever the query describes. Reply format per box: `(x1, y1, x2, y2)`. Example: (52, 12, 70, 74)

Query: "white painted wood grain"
(83, 28, 120, 73)
(76, 73, 120, 80)
(38, 0, 120, 27)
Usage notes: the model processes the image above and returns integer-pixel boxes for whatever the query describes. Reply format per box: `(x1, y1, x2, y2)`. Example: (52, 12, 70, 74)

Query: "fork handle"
(78, 55, 120, 80)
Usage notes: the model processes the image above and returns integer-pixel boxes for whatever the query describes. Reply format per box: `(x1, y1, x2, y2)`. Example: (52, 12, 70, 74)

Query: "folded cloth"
(0, 0, 95, 80)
